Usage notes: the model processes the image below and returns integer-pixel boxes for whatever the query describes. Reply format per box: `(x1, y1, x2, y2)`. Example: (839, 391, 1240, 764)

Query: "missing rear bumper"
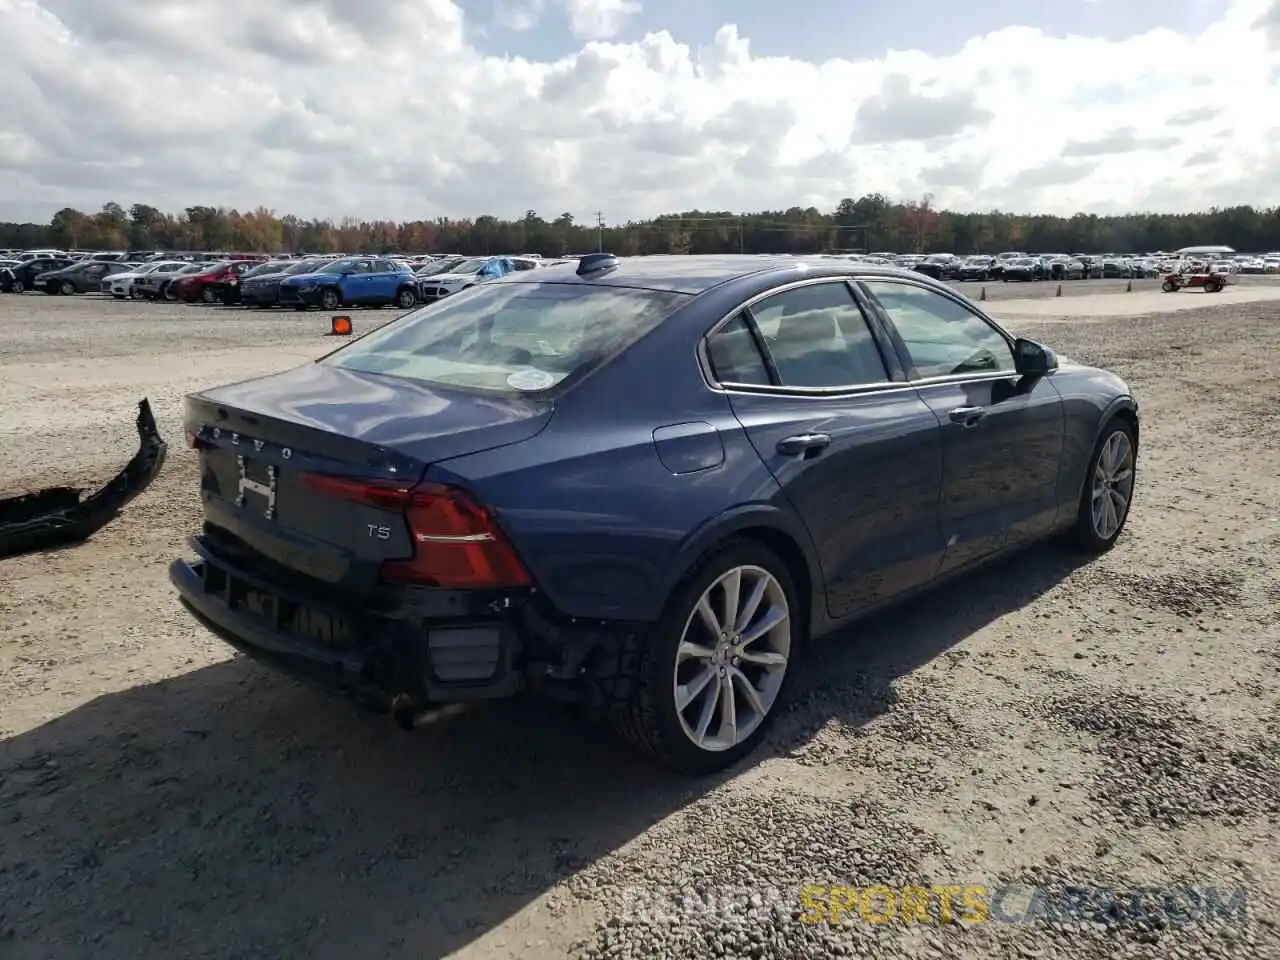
(0, 398, 167, 559)
(170, 548, 525, 716)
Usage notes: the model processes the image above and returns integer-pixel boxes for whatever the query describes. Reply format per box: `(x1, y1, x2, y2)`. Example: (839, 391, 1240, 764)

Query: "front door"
(706, 279, 945, 620)
(372, 259, 401, 301)
(859, 278, 1064, 574)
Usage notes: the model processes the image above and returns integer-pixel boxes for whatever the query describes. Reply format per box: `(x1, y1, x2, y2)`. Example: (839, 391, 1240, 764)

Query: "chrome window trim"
(697, 273, 1024, 398)
(697, 276, 899, 395)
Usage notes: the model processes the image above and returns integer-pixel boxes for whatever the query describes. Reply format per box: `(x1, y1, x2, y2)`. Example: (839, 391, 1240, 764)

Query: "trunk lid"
(185, 362, 552, 592)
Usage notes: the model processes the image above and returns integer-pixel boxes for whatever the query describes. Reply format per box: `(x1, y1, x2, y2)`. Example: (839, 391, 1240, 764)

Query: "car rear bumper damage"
(169, 529, 625, 725)
(0, 398, 168, 559)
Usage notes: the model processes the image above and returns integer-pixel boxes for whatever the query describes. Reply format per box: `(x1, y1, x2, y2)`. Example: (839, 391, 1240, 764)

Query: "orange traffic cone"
(327, 315, 353, 336)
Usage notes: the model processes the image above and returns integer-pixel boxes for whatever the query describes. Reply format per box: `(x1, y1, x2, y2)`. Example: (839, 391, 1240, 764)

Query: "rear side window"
(748, 282, 889, 388)
(706, 315, 770, 385)
(323, 282, 688, 394)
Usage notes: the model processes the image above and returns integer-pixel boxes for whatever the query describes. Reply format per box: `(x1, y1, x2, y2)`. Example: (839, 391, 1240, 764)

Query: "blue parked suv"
(277, 256, 419, 311)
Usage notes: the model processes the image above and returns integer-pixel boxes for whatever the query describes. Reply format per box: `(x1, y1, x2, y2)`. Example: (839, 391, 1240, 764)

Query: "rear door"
(859, 278, 1064, 574)
(706, 278, 945, 620)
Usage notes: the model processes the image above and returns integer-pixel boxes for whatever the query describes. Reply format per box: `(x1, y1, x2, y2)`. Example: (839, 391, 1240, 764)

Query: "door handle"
(777, 433, 831, 457)
(948, 405, 986, 427)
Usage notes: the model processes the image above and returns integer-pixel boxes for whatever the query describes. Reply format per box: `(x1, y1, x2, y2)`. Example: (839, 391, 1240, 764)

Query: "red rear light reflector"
(301, 473, 531, 589)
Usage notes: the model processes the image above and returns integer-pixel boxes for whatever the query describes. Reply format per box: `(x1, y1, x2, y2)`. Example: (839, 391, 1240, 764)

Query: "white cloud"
(0, 0, 1276, 223)
(494, 0, 544, 32)
(560, 0, 641, 40)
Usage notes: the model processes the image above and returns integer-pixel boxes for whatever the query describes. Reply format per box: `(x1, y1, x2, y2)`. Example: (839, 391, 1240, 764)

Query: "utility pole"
(595, 211, 604, 252)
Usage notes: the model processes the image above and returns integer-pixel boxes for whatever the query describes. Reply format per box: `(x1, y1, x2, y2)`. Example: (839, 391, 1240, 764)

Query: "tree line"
(2, 196, 1278, 257)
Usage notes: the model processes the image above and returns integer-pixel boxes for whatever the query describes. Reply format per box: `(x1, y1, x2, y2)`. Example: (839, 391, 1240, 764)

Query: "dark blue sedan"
(171, 254, 1140, 773)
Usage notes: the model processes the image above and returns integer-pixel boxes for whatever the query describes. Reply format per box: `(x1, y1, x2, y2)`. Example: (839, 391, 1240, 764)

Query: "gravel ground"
(1, 287, 1278, 960)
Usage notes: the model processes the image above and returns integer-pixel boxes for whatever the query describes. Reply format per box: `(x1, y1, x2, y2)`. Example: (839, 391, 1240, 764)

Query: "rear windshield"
(322, 281, 688, 394)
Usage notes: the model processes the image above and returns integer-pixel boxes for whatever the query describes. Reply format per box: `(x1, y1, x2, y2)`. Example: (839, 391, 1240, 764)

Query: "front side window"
(862, 280, 1015, 379)
(748, 282, 888, 388)
(323, 282, 688, 394)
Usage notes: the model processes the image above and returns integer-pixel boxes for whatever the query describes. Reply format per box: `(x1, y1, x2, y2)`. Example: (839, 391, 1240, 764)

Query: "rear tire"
(60, 280, 77, 295)
(1069, 418, 1137, 553)
(12, 279, 25, 294)
(201, 287, 217, 303)
(1161, 279, 1177, 292)
(595, 538, 800, 774)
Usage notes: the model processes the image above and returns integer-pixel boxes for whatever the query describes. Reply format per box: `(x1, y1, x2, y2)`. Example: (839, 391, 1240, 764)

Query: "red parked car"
(169, 260, 261, 303)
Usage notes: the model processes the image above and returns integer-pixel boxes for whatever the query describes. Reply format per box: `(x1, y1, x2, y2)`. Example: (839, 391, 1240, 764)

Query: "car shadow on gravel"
(764, 541, 1089, 757)
(0, 542, 1087, 959)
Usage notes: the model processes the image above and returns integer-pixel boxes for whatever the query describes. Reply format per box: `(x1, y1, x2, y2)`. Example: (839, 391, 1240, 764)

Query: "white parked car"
(416, 255, 539, 301)
(107, 260, 189, 299)
(1208, 261, 1238, 283)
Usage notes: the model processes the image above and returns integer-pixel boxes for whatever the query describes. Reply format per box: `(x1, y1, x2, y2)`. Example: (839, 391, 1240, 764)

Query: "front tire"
(60, 280, 77, 295)
(1069, 418, 1137, 553)
(201, 287, 217, 303)
(598, 538, 799, 773)
(12, 279, 25, 294)
(319, 288, 341, 311)
(395, 286, 417, 309)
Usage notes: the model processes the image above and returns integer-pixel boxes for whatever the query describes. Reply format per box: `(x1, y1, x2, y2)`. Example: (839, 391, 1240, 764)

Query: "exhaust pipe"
(390, 694, 470, 730)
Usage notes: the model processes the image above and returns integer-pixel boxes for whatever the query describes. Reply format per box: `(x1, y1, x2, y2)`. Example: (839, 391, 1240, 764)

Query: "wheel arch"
(1100, 397, 1139, 452)
(664, 505, 822, 641)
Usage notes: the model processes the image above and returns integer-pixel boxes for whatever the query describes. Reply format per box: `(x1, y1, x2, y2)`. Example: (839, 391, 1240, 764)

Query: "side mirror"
(1014, 338, 1058, 377)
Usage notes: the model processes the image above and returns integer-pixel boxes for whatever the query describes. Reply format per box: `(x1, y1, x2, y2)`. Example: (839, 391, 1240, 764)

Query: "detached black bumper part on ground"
(0, 398, 168, 559)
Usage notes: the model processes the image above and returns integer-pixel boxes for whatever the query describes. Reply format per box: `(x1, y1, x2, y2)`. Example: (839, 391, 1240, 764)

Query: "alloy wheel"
(1091, 430, 1134, 540)
(673, 565, 791, 753)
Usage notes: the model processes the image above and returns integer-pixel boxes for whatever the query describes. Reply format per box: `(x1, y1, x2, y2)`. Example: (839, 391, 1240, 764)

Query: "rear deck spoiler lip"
(0, 398, 168, 559)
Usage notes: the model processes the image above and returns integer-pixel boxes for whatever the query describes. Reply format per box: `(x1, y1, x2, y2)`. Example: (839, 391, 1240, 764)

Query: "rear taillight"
(301, 473, 531, 589)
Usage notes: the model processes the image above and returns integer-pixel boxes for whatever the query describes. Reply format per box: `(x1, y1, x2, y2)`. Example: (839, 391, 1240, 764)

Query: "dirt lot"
(2, 286, 1279, 960)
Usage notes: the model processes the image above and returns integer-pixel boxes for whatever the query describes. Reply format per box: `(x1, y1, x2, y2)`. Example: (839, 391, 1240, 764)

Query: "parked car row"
(832, 249, 1280, 281)
(0, 248, 575, 310)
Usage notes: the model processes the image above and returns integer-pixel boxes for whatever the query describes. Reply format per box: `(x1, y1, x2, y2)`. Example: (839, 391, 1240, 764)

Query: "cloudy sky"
(1, 0, 1277, 224)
